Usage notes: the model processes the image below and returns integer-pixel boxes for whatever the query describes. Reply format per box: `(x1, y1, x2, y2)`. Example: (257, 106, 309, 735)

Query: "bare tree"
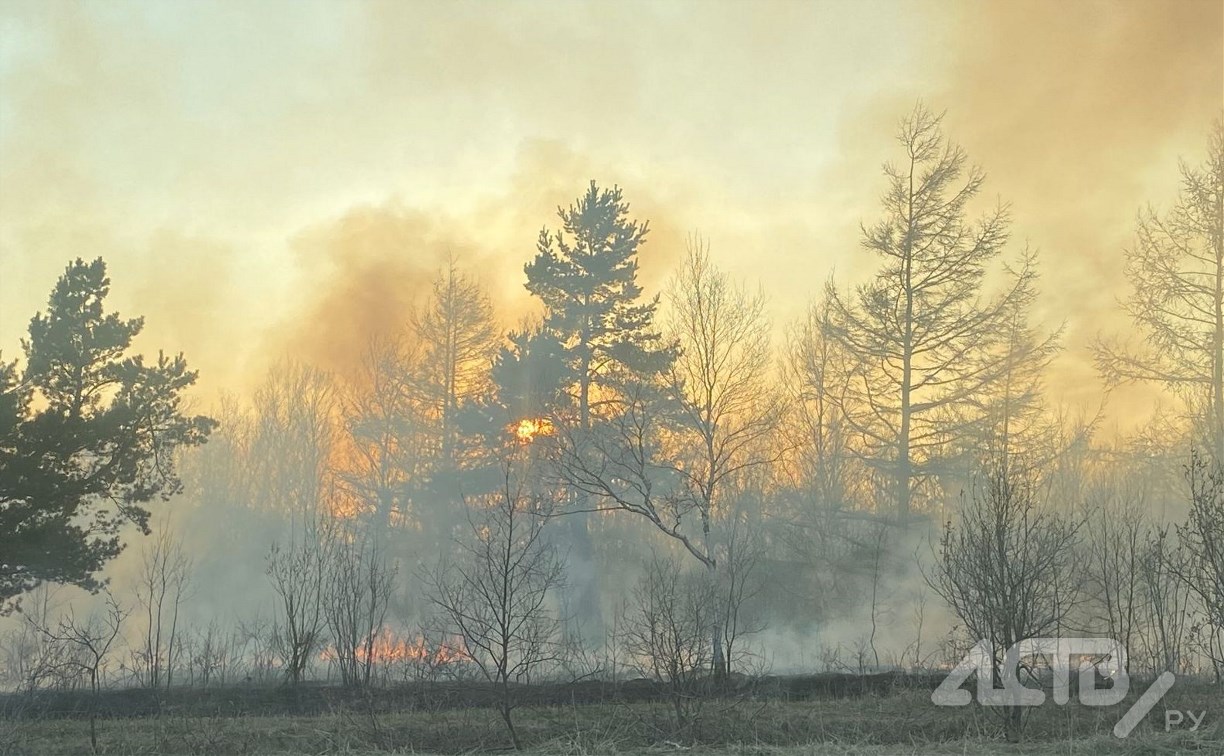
(1170, 452, 1224, 678)
(340, 336, 424, 531)
(181, 620, 238, 688)
(780, 299, 863, 511)
(0, 584, 64, 691)
(323, 526, 397, 687)
(825, 105, 1054, 517)
(247, 361, 338, 521)
(662, 240, 783, 676)
(179, 396, 256, 520)
(426, 460, 565, 750)
(621, 554, 715, 733)
(1082, 483, 1148, 673)
(411, 256, 501, 468)
(1095, 120, 1224, 463)
(927, 461, 1083, 742)
(665, 240, 783, 517)
(717, 518, 767, 676)
(32, 592, 128, 753)
(1141, 528, 1195, 675)
(267, 512, 334, 685)
(959, 265, 1063, 476)
(132, 518, 193, 689)
(862, 515, 892, 671)
(236, 613, 281, 684)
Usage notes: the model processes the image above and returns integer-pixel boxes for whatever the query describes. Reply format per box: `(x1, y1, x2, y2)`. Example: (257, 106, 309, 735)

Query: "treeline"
(1, 107, 1221, 747)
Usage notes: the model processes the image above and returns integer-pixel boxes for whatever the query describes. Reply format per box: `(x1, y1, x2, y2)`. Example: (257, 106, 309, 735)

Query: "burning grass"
(318, 628, 464, 672)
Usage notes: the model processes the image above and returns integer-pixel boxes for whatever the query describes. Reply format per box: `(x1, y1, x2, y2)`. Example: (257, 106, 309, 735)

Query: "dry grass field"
(1, 680, 1219, 755)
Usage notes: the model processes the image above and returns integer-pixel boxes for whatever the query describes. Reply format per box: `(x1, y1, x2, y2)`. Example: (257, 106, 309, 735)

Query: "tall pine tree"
(523, 181, 675, 632)
(525, 181, 675, 429)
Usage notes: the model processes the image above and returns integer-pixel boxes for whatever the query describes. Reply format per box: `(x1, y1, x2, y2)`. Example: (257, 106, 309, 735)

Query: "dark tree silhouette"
(0, 258, 215, 609)
(524, 181, 676, 629)
(927, 462, 1083, 742)
(411, 258, 501, 468)
(489, 326, 574, 427)
(525, 180, 675, 429)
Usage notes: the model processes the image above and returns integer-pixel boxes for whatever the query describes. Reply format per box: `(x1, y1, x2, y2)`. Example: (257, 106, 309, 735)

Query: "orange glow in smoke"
(320, 627, 463, 666)
(513, 417, 553, 443)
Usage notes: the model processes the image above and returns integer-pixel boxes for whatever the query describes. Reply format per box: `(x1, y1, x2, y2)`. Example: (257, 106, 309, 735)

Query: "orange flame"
(513, 417, 553, 443)
(320, 627, 463, 666)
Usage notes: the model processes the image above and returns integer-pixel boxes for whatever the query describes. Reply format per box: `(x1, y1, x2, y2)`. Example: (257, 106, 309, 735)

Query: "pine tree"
(490, 327, 573, 424)
(0, 258, 215, 608)
(523, 181, 675, 633)
(525, 180, 675, 430)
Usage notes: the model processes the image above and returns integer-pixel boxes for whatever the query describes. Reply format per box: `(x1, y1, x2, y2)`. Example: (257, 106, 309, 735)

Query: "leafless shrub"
(621, 554, 716, 733)
(235, 614, 281, 684)
(1141, 529, 1195, 675)
(927, 461, 1083, 742)
(322, 527, 396, 687)
(30, 592, 128, 753)
(179, 620, 236, 688)
(558, 610, 630, 683)
(266, 514, 333, 685)
(131, 520, 193, 689)
(426, 462, 565, 750)
(0, 585, 65, 691)
(1170, 453, 1224, 679)
(1083, 483, 1148, 673)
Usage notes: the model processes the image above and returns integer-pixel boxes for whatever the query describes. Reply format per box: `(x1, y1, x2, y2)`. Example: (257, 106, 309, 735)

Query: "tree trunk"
(90, 667, 99, 754)
(1212, 236, 1223, 464)
(898, 159, 916, 520)
(1004, 704, 1022, 743)
(500, 700, 521, 750)
(711, 605, 726, 679)
(704, 531, 726, 680)
(569, 336, 602, 635)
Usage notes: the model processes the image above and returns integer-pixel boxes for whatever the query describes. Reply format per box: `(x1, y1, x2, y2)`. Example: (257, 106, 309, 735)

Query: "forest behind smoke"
(2, 101, 1223, 751)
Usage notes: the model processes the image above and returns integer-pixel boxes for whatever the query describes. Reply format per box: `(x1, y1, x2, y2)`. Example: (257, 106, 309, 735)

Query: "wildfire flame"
(320, 627, 463, 667)
(513, 417, 553, 443)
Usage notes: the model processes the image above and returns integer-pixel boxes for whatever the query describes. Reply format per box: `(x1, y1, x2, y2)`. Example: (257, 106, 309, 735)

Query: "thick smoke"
(268, 138, 694, 381)
(4, 0, 1218, 412)
(817, 0, 1223, 421)
(937, 0, 1222, 416)
(0, 0, 1221, 687)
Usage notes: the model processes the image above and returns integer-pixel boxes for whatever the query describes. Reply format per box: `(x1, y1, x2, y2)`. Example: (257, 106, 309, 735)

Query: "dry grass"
(0, 685, 1219, 755)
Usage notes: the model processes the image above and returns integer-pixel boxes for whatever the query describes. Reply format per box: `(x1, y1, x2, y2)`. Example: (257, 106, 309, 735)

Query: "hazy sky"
(1, 0, 1221, 430)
